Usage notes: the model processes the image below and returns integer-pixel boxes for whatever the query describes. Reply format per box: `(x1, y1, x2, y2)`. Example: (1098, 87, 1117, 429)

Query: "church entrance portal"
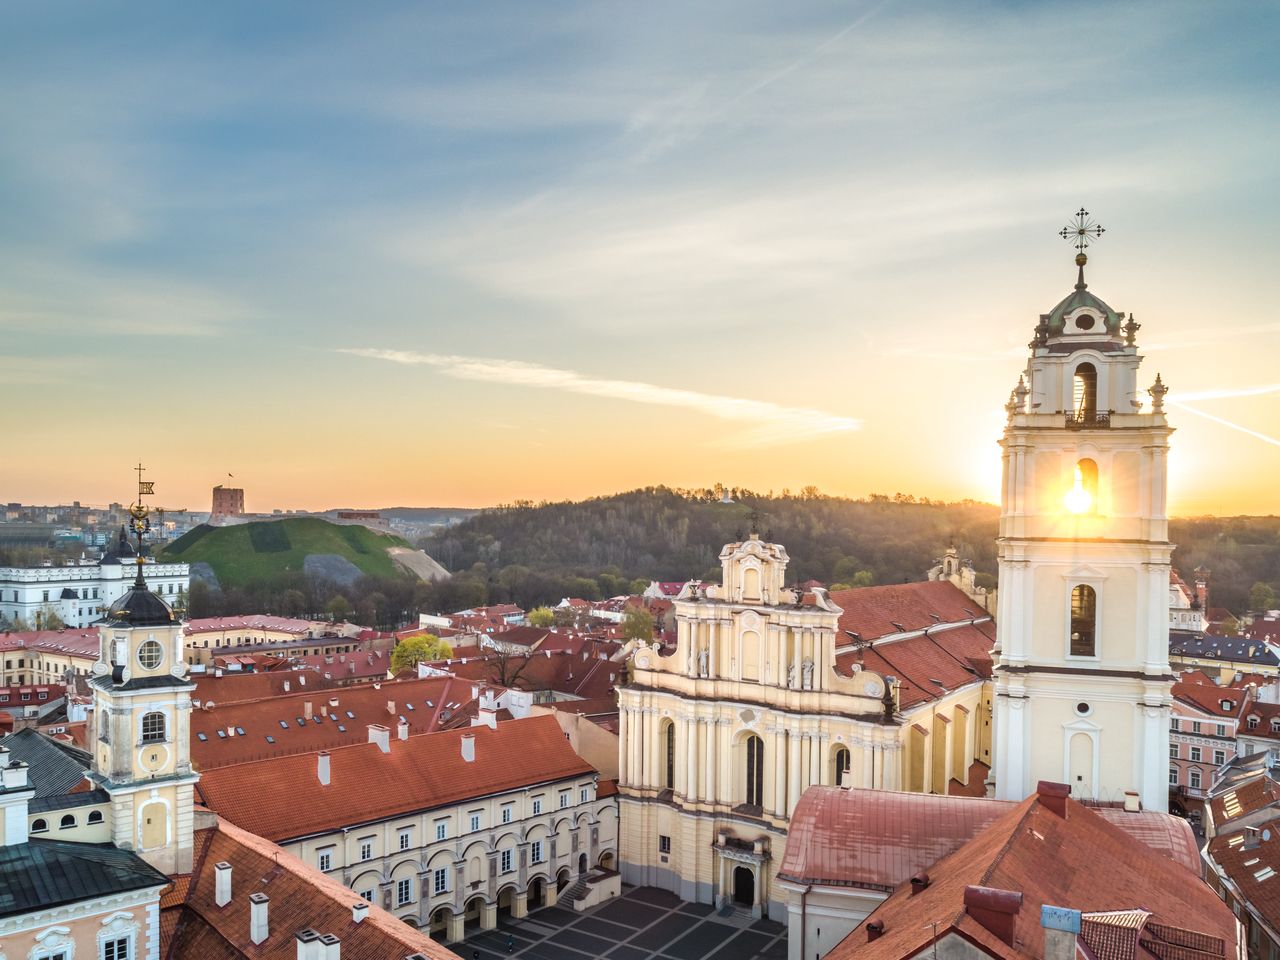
(733, 866, 754, 907)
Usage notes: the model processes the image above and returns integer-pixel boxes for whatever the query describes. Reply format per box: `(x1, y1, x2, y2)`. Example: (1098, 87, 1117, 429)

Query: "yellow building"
(992, 248, 1174, 811)
(89, 563, 199, 875)
(618, 534, 993, 920)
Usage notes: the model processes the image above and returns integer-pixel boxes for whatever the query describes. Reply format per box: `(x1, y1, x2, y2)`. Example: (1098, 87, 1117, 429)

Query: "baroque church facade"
(991, 250, 1174, 811)
(617, 536, 993, 920)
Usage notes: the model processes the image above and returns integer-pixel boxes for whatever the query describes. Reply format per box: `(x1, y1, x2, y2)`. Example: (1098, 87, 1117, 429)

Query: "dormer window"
(1249, 716, 1260, 730)
(1075, 313, 1095, 331)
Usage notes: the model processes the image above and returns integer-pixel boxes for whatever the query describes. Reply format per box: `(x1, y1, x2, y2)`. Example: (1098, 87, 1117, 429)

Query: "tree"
(621, 607, 655, 643)
(279, 589, 306, 617)
(390, 634, 454, 674)
(527, 606, 555, 628)
(35, 606, 65, 630)
(325, 595, 352, 622)
(851, 570, 875, 588)
(1250, 582, 1278, 613)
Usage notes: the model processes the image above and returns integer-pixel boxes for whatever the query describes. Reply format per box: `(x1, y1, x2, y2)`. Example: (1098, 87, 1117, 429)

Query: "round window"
(137, 639, 164, 670)
(1075, 702, 1091, 716)
(1075, 314, 1095, 331)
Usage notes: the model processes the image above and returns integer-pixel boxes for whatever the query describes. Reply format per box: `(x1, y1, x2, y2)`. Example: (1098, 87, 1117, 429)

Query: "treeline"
(425, 486, 1001, 596)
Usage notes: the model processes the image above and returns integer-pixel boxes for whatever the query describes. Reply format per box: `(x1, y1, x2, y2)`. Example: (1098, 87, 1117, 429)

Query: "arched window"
(60, 814, 76, 829)
(833, 747, 851, 786)
(141, 711, 167, 744)
(745, 735, 764, 807)
(1070, 585, 1098, 657)
(663, 720, 675, 791)
(1073, 363, 1097, 419)
(87, 810, 104, 824)
(31, 818, 48, 833)
(1065, 458, 1099, 515)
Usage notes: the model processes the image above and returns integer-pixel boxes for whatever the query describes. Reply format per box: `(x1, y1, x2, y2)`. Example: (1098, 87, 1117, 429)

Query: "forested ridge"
(426, 486, 1280, 614)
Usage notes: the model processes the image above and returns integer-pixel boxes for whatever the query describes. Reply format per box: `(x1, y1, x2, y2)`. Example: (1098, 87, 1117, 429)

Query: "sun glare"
(1064, 465, 1093, 515)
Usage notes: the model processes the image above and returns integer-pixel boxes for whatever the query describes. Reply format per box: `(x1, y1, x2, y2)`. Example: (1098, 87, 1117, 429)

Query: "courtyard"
(455, 885, 788, 960)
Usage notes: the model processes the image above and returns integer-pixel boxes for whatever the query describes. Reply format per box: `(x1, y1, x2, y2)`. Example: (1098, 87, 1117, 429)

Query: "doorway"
(733, 866, 754, 907)
(578, 852, 588, 875)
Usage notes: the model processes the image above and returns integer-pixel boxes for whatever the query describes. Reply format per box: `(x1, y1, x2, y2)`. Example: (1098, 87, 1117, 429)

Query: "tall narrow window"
(833, 747, 851, 785)
(1070, 585, 1097, 657)
(664, 721, 675, 790)
(1073, 362, 1097, 419)
(745, 735, 764, 807)
(1065, 459, 1098, 515)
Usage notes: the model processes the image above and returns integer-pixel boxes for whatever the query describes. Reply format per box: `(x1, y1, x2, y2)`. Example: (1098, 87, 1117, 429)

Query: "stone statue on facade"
(786, 663, 795, 688)
(697, 647, 709, 677)
(801, 658, 814, 690)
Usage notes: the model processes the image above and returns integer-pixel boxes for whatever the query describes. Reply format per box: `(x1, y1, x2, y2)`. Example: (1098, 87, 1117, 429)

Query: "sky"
(2, 1, 1278, 515)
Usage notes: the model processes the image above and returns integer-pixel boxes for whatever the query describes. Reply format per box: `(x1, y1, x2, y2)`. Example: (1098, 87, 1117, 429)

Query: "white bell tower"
(992, 212, 1174, 812)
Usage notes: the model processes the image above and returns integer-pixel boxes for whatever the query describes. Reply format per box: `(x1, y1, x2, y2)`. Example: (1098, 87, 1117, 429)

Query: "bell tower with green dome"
(89, 466, 198, 875)
(992, 212, 1174, 812)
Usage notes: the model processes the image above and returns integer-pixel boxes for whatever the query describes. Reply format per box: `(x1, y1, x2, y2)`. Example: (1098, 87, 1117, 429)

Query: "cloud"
(337, 347, 858, 447)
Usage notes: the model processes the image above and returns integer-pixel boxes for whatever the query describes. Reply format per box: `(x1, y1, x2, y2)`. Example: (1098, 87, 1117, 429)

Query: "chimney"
(214, 861, 232, 907)
(317, 751, 331, 786)
(386, 700, 396, 716)
(329, 697, 339, 708)
(1123, 790, 1140, 813)
(461, 733, 476, 762)
(352, 901, 369, 924)
(909, 872, 930, 896)
(1042, 905, 1082, 960)
(473, 705, 497, 730)
(964, 886, 1022, 946)
(296, 929, 321, 960)
(866, 919, 885, 942)
(304, 701, 313, 720)
(226, 725, 235, 738)
(282, 680, 291, 693)
(397, 718, 409, 741)
(299, 674, 306, 686)
(368, 724, 390, 753)
(1036, 781, 1070, 818)
(249, 893, 270, 944)
(318, 933, 340, 959)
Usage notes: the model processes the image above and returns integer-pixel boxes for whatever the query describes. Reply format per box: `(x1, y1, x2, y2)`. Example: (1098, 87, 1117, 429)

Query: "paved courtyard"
(455, 885, 787, 960)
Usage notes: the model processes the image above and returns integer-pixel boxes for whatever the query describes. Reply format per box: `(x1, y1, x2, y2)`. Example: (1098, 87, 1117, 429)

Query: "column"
(545, 883, 558, 907)
(512, 891, 528, 918)
(618, 705, 629, 786)
(480, 901, 497, 930)
(685, 717, 698, 802)
(446, 912, 465, 943)
(772, 729, 787, 815)
(792, 629, 802, 689)
(862, 740, 874, 789)
(787, 730, 802, 813)
(706, 720, 718, 805)
(809, 734, 822, 787)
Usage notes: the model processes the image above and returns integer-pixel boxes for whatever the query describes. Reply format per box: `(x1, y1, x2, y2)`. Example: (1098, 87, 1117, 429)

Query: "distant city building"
(211, 483, 245, 517)
(0, 527, 188, 629)
(926, 543, 994, 612)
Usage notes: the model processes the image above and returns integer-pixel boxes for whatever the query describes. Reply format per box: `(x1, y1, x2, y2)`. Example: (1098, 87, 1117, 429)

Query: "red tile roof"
(825, 787, 1236, 960)
(195, 714, 594, 843)
(190, 675, 481, 769)
(1173, 680, 1251, 719)
(163, 816, 460, 959)
(781, 786, 1202, 892)
(184, 615, 328, 636)
(192, 669, 340, 707)
(837, 622, 995, 709)
(829, 581, 989, 642)
(429, 645, 621, 701)
(0, 627, 101, 659)
(1206, 813, 1280, 936)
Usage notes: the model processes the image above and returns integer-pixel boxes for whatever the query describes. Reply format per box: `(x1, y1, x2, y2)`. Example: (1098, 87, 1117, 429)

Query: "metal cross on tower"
(1059, 208, 1106, 254)
(128, 463, 155, 579)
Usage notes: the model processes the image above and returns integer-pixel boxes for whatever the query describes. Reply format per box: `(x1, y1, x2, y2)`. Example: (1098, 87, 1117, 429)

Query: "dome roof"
(105, 574, 176, 627)
(1045, 284, 1122, 335)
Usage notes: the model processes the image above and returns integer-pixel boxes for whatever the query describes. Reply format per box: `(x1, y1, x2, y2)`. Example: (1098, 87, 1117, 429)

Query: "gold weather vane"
(128, 462, 155, 575)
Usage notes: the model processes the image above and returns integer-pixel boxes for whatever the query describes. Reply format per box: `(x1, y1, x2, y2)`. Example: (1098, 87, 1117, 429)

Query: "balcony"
(1065, 412, 1112, 430)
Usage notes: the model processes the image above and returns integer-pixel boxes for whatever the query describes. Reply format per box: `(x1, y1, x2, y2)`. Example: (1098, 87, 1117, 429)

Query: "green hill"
(160, 517, 412, 589)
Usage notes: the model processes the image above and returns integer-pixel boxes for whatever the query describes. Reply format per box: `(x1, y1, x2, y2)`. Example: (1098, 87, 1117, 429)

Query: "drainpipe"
(799, 884, 810, 960)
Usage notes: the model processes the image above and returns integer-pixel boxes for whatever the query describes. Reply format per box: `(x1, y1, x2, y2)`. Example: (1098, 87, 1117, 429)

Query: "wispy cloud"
(1168, 401, 1280, 449)
(337, 347, 858, 447)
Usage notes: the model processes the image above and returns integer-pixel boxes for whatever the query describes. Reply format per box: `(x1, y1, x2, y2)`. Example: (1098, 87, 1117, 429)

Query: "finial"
(1060, 208, 1105, 288)
(1015, 375, 1028, 406)
(1123, 313, 1140, 346)
(747, 507, 761, 538)
(1149, 374, 1168, 413)
(128, 464, 155, 589)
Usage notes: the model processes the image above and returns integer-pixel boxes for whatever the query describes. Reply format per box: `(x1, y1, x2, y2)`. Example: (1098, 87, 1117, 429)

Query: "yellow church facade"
(618, 535, 994, 921)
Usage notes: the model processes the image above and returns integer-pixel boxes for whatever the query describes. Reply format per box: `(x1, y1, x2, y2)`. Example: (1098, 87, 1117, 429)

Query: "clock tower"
(89, 470, 198, 874)
(992, 213, 1174, 812)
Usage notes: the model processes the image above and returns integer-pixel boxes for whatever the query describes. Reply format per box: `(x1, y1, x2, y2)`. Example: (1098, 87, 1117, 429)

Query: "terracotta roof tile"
(196, 714, 594, 843)
(165, 818, 460, 959)
(825, 789, 1236, 960)
(829, 581, 988, 642)
(191, 676, 480, 769)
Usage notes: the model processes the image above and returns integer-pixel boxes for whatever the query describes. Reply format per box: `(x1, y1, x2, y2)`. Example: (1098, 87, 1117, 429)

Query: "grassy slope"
(159, 517, 410, 587)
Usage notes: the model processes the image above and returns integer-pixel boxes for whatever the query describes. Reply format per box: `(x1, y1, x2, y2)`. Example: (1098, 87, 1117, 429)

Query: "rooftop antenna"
(1059, 207, 1105, 289)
